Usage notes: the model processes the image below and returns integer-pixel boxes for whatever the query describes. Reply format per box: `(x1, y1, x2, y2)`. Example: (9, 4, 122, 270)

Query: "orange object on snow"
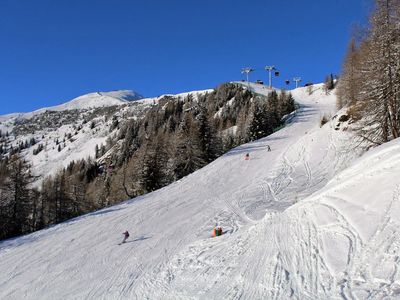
(212, 227, 223, 237)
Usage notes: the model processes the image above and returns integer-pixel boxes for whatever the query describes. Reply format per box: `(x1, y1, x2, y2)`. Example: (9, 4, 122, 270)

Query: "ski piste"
(1, 83, 400, 299)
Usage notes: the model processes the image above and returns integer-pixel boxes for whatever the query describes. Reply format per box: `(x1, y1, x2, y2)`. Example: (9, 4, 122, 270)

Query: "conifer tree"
(248, 100, 275, 141)
(137, 133, 171, 192)
(173, 113, 205, 179)
(337, 39, 362, 109)
(355, 0, 400, 144)
(197, 105, 222, 162)
(0, 155, 34, 238)
(323, 74, 335, 93)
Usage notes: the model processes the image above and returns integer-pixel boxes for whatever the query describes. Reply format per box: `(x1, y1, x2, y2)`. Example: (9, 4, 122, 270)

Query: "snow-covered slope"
(0, 95, 149, 184)
(234, 81, 278, 96)
(1, 84, 399, 299)
(0, 88, 211, 184)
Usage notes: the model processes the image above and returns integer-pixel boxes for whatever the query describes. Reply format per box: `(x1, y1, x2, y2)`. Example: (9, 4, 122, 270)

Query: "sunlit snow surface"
(1, 84, 400, 299)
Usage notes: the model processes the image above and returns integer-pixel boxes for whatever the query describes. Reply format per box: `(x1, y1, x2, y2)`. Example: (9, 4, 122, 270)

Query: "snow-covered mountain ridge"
(0, 88, 210, 183)
(1, 84, 400, 299)
(0, 90, 143, 122)
(48, 90, 144, 111)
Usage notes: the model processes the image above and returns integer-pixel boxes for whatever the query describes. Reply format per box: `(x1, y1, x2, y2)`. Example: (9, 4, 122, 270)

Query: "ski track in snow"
(1, 84, 400, 299)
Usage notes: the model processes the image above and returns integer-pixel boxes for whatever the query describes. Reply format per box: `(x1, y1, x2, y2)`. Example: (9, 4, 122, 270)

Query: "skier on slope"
(121, 230, 130, 244)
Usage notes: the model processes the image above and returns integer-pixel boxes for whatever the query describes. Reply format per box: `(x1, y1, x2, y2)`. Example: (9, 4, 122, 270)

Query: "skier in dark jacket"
(122, 230, 129, 244)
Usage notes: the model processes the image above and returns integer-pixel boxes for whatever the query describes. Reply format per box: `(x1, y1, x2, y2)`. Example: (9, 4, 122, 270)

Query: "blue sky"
(0, 0, 370, 114)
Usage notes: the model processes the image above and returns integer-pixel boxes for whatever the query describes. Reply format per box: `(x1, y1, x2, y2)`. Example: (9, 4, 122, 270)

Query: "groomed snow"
(1, 84, 399, 299)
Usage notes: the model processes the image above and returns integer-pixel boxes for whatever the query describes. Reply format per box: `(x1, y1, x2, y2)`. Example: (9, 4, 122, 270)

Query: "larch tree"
(337, 0, 400, 145)
(337, 39, 362, 109)
(356, 0, 400, 144)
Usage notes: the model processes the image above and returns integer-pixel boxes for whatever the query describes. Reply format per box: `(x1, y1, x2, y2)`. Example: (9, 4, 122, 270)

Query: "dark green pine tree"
(0, 155, 35, 238)
(284, 93, 296, 115)
(267, 92, 282, 128)
(248, 101, 274, 141)
(138, 134, 170, 193)
(267, 91, 279, 119)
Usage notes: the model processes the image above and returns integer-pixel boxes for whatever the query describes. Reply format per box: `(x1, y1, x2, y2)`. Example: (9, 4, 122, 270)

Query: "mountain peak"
(57, 89, 143, 111)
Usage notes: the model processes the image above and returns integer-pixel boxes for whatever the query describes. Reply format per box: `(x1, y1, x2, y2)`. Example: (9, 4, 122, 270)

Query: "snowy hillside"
(0, 90, 143, 142)
(0, 88, 210, 184)
(0, 90, 143, 122)
(1, 84, 399, 299)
